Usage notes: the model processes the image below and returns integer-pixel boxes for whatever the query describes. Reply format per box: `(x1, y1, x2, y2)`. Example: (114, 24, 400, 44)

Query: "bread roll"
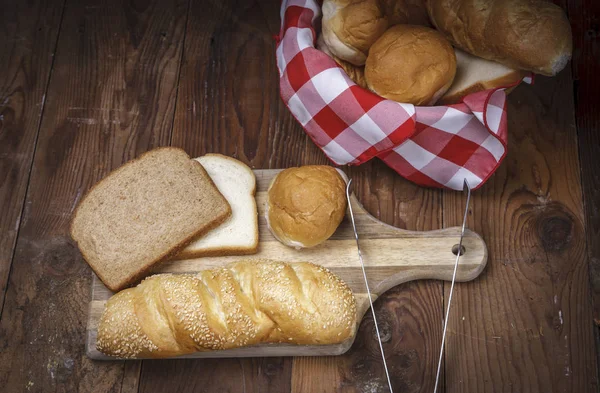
(322, 0, 388, 65)
(322, 0, 430, 65)
(427, 0, 572, 76)
(365, 25, 456, 105)
(266, 166, 347, 248)
(96, 260, 357, 358)
(438, 49, 528, 105)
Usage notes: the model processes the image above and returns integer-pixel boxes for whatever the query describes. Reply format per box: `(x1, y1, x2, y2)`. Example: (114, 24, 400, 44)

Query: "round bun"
(266, 166, 347, 249)
(365, 25, 457, 105)
(322, 0, 389, 65)
(321, 0, 431, 66)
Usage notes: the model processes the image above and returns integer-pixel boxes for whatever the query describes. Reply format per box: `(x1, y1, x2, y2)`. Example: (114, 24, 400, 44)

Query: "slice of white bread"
(438, 48, 527, 105)
(70, 147, 231, 292)
(177, 154, 258, 258)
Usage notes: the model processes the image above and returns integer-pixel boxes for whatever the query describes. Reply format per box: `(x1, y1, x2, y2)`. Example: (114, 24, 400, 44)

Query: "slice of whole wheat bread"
(70, 147, 231, 291)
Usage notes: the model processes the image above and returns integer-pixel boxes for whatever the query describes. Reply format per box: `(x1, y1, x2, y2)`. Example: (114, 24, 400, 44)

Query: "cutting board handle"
(346, 192, 487, 318)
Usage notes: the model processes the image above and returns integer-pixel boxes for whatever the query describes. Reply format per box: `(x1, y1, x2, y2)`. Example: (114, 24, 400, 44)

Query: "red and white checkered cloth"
(276, 0, 532, 190)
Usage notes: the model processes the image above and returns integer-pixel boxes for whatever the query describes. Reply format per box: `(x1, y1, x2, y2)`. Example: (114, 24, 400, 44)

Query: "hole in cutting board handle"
(452, 244, 466, 256)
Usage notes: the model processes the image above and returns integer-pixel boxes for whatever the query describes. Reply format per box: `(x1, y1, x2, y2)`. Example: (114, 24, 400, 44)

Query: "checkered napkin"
(276, 0, 532, 190)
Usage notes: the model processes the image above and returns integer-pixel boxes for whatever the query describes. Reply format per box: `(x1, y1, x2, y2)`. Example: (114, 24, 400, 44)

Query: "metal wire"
(345, 179, 394, 393)
(433, 179, 472, 393)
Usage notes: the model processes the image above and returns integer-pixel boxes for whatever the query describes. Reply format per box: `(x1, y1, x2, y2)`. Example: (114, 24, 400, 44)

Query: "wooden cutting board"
(86, 169, 487, 360)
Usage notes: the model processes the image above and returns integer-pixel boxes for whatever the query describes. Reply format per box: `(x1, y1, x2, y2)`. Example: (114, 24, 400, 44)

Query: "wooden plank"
(134, 0, 441, 389)
(140, 0, 300, 393)
(120, 361, 142, 393)
(0, 0, 188, 391)
(138, 0, 298, 390)
(292, 162, 444, 393)
(169, 0, 304, 165)
(567, 0, 600, 352)
(164, 0, 442, 387)
(137, 357, 292, 392)
(0, 0, 64, 312)
(442, 68, 598, 391)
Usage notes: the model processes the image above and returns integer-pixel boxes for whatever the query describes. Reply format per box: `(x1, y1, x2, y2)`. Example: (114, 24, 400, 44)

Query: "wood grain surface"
(0, 0, 598, 392)
(0, 0, 188, 391)
(149, 0, 450, 390)
(139, 0, 299, 391)
(0, 0, 64, 314)
(442, 70, 597, 391)
(567, 0, 600, 366)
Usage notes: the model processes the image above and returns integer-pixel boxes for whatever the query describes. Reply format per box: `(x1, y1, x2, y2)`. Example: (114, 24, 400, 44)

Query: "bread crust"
(265, 166, 347, 248)
(322, 0, 387, 65)
(322, 0, 431, 65)
(438, 69, 526, 105)
(365, 25, 457, 105)
(96, 259, 358, 358)
(175, 153, 259, 259)
(427, 0, 572, 76)
(70, 147, 232, 292)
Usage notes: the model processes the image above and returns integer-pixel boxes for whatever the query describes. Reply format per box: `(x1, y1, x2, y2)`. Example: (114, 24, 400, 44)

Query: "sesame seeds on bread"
(96, 259, 357, 358)
(70, 147, 231, 292)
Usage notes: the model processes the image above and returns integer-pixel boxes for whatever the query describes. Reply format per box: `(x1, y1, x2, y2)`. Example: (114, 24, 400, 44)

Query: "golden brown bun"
(365, 25, 456, 105)
(96, 259, 357, 358)
(322, 0, 388, 65)
(266, 166, 347, 248)
(322, 0, 430, 66)
(317, 34, 368, 89)
(427, 0, 572, 76)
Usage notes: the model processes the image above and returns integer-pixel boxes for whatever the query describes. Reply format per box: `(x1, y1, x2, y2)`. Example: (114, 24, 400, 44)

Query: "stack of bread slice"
(70, 148, 258, 292)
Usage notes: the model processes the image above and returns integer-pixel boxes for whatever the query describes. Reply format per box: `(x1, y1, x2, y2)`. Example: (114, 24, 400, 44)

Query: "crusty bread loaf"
(322, 0, 429, 66)
(365, 25, 456, 105)
(266, 166, 347, 249)
(427, 0, 572, 76)
(96, 259, 357, 358)
(438, 49, 527, 105)
(317, 34, 368, 89)
(178, 154, 258, 258)
(70, 147, 231, 292)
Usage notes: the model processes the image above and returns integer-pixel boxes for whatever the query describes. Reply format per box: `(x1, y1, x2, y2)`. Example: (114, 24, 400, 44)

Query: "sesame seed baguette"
(96, 259, 357, 358)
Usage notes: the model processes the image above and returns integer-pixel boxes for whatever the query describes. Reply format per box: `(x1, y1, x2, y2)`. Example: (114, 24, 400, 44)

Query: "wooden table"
(0, 0, 598, 392)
